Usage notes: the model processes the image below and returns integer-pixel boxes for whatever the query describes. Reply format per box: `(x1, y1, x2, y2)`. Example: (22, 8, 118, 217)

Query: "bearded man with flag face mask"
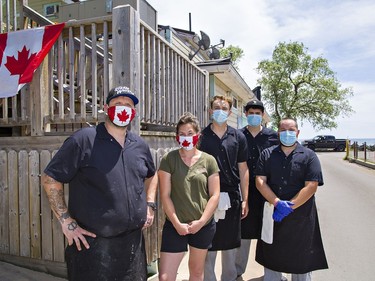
(158, 112, 220, 281)
(42, 86, 158, 281)
(199, 95, 250, 281)
(254, 118, 328, 281)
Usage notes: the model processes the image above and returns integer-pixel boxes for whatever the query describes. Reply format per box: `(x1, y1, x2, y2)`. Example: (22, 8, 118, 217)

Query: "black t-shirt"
(240, 126, 278, 179)
(199, 124, 248, 191)
(44, 123, 156, 237)
(255, 143, 324, 200)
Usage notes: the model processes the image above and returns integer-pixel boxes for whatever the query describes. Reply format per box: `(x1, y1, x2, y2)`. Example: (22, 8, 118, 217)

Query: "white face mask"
(107, 105, 135, 127)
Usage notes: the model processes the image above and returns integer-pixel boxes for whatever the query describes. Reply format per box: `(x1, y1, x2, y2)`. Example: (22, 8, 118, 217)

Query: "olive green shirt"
(159, 149, 219, 223)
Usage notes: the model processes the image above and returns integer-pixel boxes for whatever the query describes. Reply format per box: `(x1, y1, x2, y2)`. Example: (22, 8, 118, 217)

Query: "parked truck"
(301, 135, 347, 151)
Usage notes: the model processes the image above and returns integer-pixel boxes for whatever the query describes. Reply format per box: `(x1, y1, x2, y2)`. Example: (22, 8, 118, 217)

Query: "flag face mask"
(176, 135, 199, 151)
(107, 106, 136, 127)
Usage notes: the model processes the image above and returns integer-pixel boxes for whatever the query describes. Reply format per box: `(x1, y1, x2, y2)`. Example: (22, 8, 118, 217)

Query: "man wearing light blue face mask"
(199, 95, 249, 281)
(254, 118, 328, 281)
(235, 100, 278, 279)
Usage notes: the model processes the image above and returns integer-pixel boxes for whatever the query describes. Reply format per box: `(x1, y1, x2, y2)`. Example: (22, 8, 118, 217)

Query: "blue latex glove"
(274, 200, 294, 216)
(273, 208, 288, 222)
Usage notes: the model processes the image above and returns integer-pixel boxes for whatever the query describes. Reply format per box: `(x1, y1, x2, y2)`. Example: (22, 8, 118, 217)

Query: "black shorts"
(160, 219, 216, 253)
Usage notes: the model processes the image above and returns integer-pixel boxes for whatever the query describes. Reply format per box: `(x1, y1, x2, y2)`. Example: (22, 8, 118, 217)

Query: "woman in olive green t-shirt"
(158, 112, 220, 281)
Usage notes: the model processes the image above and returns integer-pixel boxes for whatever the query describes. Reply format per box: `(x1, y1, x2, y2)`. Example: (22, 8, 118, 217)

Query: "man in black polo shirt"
(255, 118, 328, 281)
(42, 86, 158, 281)
(200, 95, 249, 281)
(235, 100, 278, 278)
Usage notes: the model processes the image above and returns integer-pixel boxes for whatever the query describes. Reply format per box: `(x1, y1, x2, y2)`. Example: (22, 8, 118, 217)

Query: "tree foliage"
(256, 41, 354, 130)
(220, 45, 244, 70)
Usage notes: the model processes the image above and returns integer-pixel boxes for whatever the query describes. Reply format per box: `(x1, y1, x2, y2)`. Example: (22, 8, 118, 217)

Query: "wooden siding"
(0, 3, 209, 277)
(26, 0, 64, 16)
(0, 140, 171, 277)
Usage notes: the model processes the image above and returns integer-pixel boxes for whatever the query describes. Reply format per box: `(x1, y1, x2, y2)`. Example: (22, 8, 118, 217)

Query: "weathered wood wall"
(0, 137, 171, 277)
(0, 2, 209, 278)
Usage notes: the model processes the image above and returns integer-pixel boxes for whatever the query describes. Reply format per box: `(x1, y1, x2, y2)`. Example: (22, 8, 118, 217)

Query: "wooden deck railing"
(1, 2, 209, 277)
(139, 21, 209, 129)
(0, 4, 209, 135)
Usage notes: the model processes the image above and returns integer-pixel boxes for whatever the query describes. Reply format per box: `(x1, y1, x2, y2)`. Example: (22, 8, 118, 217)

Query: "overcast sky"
(146, 0, 375, 139)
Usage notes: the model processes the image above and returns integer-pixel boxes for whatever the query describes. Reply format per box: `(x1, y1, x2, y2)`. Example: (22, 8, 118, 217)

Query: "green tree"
(220, 45, 244, 70)
(256, 41, 354, 130)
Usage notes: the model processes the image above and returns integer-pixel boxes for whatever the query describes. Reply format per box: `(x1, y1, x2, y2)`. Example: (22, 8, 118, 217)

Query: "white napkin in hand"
(214, 192, 231, 222)
(261, 202, 274, 244)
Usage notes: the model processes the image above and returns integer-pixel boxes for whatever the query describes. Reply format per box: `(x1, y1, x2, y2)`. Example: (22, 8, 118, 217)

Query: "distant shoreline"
(348, 138, 375, 146)
(300, 138, 375, 146)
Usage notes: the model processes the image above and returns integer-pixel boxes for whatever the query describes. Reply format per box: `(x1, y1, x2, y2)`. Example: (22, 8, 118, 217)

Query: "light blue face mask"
(279, 130, 297, 147)
(247, 114, 262, 127)
(212, 110, 229, 125)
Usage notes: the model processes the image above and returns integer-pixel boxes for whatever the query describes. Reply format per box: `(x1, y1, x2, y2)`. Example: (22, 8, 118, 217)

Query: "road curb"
(347, 157, 375, 169)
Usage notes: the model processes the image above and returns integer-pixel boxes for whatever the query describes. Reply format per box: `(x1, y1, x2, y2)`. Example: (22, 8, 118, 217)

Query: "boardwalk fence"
(347, 141, 375, 164)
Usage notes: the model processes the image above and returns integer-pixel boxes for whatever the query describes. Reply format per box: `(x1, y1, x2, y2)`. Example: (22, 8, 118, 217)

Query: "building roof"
(196, 58, 255, 102)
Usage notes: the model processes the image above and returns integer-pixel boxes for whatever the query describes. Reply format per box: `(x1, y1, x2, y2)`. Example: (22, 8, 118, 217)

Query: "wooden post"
(112, 5, 141, 134)
(17, 1, 29, 29)
(30, 60, 49, 136)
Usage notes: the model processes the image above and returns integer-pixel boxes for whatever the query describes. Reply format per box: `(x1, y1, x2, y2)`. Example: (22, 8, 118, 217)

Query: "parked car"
(302, 135, 347, 151)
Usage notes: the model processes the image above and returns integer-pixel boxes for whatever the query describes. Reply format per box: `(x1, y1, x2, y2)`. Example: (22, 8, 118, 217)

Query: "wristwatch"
(147, 202, 157, 211)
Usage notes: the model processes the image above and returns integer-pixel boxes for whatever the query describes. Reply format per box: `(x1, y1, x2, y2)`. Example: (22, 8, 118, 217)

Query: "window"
(232, 97, 238, 109)
(44, 3, 59, 17)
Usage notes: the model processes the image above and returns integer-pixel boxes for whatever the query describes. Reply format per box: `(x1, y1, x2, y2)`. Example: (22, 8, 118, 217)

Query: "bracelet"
(147, 202, 157, 211)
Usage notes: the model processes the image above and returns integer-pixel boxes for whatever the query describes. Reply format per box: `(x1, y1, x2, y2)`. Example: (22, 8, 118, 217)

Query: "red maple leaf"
(117, 109, 130, 123)
(181, 139, 191, 147)
(5, 46, 37, 76)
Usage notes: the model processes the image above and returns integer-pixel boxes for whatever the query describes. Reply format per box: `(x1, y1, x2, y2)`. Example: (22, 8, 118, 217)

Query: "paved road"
(177, 152, 375, 281)
(2, 152, 375, 280)
(313, 152, 375, 281)
(0, 261, 66, 281)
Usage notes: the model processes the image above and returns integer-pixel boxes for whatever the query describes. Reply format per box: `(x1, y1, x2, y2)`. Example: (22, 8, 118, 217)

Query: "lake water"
(349, 138, 375, 146)
(299, 138, 375, 146)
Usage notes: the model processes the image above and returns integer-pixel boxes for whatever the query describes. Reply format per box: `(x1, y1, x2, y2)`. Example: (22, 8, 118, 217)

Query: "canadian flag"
(0, 23, 64, 98)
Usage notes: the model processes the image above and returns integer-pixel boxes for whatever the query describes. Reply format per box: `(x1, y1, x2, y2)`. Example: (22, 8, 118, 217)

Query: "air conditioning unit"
(44, 3, 59, 17)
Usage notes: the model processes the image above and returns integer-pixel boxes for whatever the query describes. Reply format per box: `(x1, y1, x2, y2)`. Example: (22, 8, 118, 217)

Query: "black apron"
(65, 229, 147, 281)
(241, 177, 265, 239)
(209, 190, 242, 251)
(256, 196, 328, 273)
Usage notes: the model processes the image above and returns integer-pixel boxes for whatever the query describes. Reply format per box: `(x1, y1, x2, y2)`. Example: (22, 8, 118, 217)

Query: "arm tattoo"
(67, 221, 78, 231)
(59, 211, 71, 224)
(47, 187, 69, 221)
(44, 176, 58, 184)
